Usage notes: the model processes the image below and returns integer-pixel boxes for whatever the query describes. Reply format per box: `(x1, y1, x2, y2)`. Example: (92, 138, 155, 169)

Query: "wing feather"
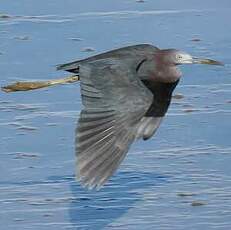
(75, 59, 152, 189)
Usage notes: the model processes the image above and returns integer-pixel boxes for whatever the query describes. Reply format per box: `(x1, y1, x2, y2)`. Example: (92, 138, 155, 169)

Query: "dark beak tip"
(212, 60, 225, 66)
(219, 62, 225, 66)
(214, 61, 225, 67)
(193, 57, 225, 66)
(204, 59, 224, 66)
(206, 59, 224, 66)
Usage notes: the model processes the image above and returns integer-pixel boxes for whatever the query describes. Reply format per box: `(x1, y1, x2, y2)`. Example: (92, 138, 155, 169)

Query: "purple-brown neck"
(152, 50, 182, 83)
(137, 49, 182, 83)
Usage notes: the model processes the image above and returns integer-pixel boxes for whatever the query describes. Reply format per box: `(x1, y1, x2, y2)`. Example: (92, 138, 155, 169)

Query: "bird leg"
(1, 75, 79, 93)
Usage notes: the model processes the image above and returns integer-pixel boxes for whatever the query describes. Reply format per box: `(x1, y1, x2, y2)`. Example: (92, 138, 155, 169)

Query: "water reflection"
(68, 171, 168, 229)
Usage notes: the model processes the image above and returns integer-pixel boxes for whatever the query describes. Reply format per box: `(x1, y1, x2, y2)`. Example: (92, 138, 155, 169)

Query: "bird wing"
(56, 44, 159, 72)
(76, 58, 153, 189)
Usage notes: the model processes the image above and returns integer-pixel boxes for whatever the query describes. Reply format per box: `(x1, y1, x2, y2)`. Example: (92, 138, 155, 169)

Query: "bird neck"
(154, 65, 182, 83)
(136, 55, 182, 83)
(153, 53, 182, 83)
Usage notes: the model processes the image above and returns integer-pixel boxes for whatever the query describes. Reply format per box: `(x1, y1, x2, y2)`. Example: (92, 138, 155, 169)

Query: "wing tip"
(56, 63, 72, 71)
(56, 62, 80, 73)
(56, 64, 64, 71)
(75, 172, 105, 190)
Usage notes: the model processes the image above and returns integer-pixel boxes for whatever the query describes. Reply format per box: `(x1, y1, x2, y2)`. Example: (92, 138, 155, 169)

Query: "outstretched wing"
(76, 59, 152, 189)
(56, 44, 159, 73)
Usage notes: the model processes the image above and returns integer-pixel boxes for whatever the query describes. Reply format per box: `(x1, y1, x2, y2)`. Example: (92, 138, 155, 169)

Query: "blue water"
(0, 1, 231, 229)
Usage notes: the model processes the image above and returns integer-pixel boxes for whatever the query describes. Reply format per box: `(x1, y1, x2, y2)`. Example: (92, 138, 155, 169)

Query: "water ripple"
(0, 9, 213, 25)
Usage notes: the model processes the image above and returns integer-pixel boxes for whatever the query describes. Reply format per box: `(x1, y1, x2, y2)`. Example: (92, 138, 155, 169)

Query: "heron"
(2, 44, 223, 189)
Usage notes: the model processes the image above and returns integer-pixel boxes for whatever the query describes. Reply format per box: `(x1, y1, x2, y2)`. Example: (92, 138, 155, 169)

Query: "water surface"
(0, 1, 230, 229)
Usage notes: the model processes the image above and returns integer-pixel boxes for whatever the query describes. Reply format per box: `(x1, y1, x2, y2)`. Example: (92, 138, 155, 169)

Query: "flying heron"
(2, 44, 223, 189)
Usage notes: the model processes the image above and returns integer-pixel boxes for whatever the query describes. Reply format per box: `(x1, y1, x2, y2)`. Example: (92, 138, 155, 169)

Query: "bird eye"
(177, 55, 182, 59)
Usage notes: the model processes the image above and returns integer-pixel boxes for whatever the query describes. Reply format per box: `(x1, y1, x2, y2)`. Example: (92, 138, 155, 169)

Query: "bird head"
(163, 49, 224, 66)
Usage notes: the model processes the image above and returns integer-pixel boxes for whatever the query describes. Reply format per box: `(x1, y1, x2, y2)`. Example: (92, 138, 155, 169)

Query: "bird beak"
(192, 57, 224, 66)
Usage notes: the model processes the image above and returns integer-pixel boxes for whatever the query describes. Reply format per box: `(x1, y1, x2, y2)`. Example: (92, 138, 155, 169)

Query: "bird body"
(58, 44, 180, 139)
(57, 44, 223, 189)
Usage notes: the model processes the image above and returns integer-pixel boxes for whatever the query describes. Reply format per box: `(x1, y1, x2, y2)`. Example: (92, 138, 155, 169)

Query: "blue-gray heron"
(57, 44, 223, 189)
(2, 44, 223, 189)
